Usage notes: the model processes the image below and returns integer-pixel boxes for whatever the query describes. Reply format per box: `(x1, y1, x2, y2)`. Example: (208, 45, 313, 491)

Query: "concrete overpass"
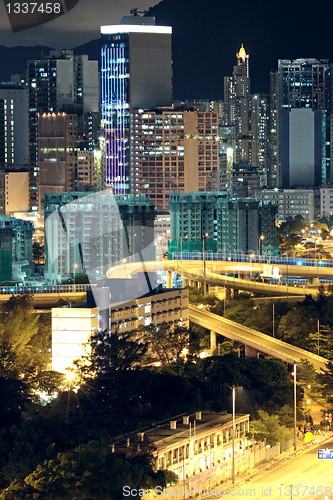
(106, 260, 323, 297)
(189, 304, 328, 372)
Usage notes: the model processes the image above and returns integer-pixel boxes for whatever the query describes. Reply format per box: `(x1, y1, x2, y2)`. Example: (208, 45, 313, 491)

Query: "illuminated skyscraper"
(100, 15, 172, 194)
(223, 44, 251, 163)
(277, 58, 333, 186)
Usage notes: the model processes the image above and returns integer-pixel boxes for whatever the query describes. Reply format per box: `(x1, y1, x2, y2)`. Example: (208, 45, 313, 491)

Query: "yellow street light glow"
(65, 371, 75, 382)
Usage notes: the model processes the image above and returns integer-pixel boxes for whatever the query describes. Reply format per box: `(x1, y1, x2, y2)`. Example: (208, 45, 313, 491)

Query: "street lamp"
(73, 263, 78, 291)
(250, 253, 255, 278)
(317, 319, 320, 356)
(259, 235, 264, 262)
(202, 233, 208, 295)
(230, 385, 242, 484)
(232, 385, 236, 484)
(292, 364, 297, 451)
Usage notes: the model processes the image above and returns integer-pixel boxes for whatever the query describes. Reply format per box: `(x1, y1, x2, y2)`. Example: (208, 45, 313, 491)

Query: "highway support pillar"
(210, 330, 217, 351)
(182, 276, 189, 287)
(166, 271, 172, 289)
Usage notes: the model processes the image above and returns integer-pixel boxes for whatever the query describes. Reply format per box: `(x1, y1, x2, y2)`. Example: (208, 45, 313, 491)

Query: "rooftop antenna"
(130, 7, 147, 16)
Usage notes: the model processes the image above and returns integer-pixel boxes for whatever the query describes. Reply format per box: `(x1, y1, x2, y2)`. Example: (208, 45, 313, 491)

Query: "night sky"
(0, 0, 333, 99)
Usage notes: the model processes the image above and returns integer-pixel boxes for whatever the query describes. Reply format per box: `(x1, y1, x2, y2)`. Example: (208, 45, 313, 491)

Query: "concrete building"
(280, 108, 326, 187)
(100, 15, 172, 194)
(132, 108, 219, 209)
(269, 71, 279, 187)
(320, 186, 333, 217)
(169, 192, 277, 256)
(110, 287, 189, 335)
(221, 49, 270, 192)
(154, 210, 171, 258)
(44, 191, 156, 283)
(28, 50, 98, 211)
(257, 188, 320, 222)
(76, 150, 94, 188)
(112, 412, 251, 493)
(52, 306, 99, 373)
(4, 171, 29, 215)
(220, 161, 261, 198)
(37, 112, 78, 213)
(0, 83, 29, 167)
(223, 45, 251, 165)
(276, 58, 332, 187)
(0, 215, 34, 281)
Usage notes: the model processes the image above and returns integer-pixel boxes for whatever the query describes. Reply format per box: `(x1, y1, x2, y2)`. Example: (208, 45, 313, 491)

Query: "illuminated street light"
(259, 235, 264, 262)
(292, 364, 297, 451)
(202, 233, 209, 295)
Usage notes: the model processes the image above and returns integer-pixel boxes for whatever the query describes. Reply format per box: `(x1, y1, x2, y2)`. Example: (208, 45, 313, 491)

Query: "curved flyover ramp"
(189, 305, 328, 373)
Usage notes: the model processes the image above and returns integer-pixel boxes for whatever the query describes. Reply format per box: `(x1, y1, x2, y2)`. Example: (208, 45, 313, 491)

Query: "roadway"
(227, 439, 333, 499)
(106, 260, 324, 297)
(189, 304, 329, 372)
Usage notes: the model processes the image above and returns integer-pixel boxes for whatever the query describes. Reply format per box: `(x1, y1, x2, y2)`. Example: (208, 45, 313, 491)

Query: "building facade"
(257, 188, 320, 222)
(112, 411, 251, 496)
(110, 287, 189, 335)
(28, 50, 98, 211)
(169, 192, 277, 256)
(320, 186, 333, 218)
(44, 191, 156, 283)
(100, 15, 172, 194)
(0, 83, 29, 167)
(52, 306, 99, 372)
(0, 215, 33, 281)
(154, 210, 171, 258)
(132, 108, 219, 209)
(37, 112, 78, 213)
(277, 58, 332, 187)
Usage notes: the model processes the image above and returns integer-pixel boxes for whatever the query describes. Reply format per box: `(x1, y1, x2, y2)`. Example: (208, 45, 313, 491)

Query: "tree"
(316, 361, 333, 404)
(142, 323, 192, 375)
(247, 410, 292, 446)
(0, 440, 177, 500)
(0, 295, 42, 380)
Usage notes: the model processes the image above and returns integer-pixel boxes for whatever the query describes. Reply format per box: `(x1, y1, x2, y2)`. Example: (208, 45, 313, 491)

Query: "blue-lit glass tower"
(100, 16, 172, 194)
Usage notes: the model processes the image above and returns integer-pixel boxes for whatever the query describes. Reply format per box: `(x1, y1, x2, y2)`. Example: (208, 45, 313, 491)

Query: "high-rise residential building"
(280, 108, 326, 187)
(250, 94, 270, 186)
(0, 83, 29, 166)
(223, 45, 251, 164)
(37, 112, 78, 213)
(131, 108, 219, 209)
(269, 71, 279, 187)
(44, 191, 156, 283)
(276, 58, 333, 187)
(0, 215, 34, 281)
(28, 50, 99, 211)
(154, 210, 171, 258)
(100, 15, 172, 194)
(168, 192, 277, 256)
(221, 46, 270, 193)
(256, 187, 320, 222)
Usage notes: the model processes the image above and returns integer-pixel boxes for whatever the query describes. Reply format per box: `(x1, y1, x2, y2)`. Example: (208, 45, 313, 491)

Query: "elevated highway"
(106, 260, 322, 297)
(189, 304, 328, 372)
